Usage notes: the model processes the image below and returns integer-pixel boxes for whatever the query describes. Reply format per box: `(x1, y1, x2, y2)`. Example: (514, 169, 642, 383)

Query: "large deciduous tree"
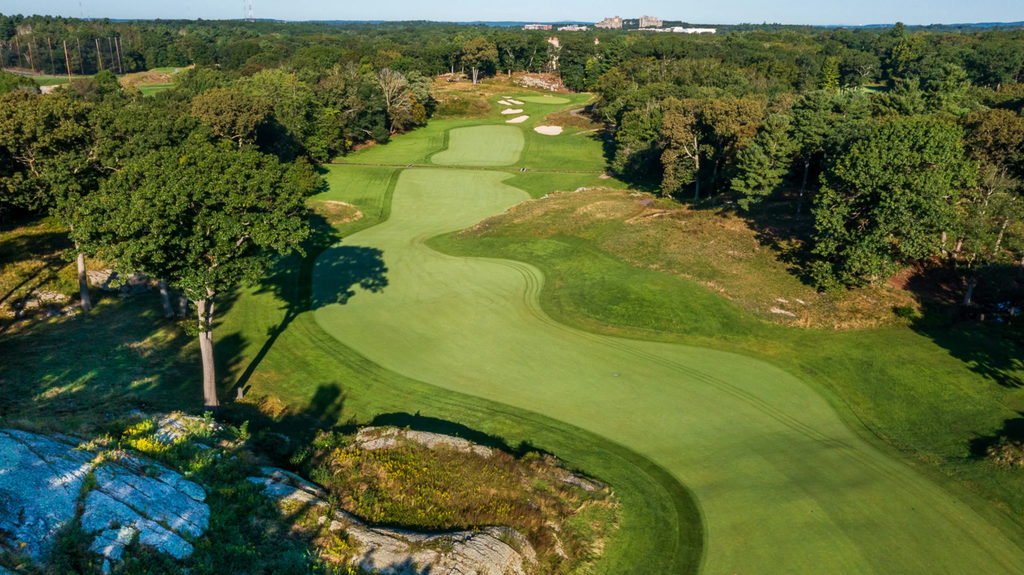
(811, 117, 976, 287)
(80, 142, 314, 410)
(0, 91, 99, 310)
(461, 38, 497, 85)
(660, 98, 704, 198)
(190, 88, 271, 147)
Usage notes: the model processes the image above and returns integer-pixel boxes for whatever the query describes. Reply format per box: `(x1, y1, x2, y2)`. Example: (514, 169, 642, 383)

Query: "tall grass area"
(429, 187, 1024, 533)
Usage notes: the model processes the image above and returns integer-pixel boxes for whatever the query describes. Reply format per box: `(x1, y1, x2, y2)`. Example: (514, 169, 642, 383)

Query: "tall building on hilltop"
(639, 15, 662, 28)
(595, 16, 622, 29)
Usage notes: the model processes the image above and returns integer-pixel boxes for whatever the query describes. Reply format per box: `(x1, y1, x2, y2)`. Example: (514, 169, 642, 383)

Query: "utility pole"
(94, 37, 103, 71)
(47, 37, 56, 75)
(63, 40, 72, 81)
(15, 37, 22, 69)
(107, 37, 114, 73)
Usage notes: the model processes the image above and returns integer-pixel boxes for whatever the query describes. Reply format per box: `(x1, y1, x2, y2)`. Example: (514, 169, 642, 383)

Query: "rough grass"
(304, 429, 618, 570)
(459, 188, 917, 329)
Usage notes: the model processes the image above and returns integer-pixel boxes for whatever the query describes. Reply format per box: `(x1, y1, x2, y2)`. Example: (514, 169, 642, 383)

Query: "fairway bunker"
(534, 125, 563, 136)
(506, 115, 529, 124)
(501, 108, 524, 115)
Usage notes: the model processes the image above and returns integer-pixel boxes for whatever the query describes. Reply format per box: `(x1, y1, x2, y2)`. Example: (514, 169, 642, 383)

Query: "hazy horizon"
(2, 0, 1023, 28)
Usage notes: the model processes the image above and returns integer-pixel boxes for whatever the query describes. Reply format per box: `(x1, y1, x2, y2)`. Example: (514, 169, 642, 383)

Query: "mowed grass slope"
(313, 163, 1024, 573)
(433, 188, 1024, 525)
(217, 162, 703, 574)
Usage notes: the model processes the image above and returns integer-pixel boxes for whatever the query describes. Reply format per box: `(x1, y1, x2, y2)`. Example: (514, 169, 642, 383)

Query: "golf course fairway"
(311, 118, 1024, 572)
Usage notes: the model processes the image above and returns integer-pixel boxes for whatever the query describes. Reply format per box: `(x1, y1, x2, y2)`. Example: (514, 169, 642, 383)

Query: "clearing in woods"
(250, 91, 1024, 573)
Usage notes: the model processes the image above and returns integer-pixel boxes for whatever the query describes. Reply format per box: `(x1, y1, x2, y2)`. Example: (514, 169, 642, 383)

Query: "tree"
(660, 98, 703, 198)
(0, 91, 99, 310)
(811, 117, 976, 287)
(81, 142, 314, 410)
(820, 56, 841, 90)
(375, 68, 413, 134)
(957, 108, 1024, 304)
(732, 114, 798, 211)
(190, 88, 271, 147)
(461, 38, 497, 84)
(700, 97, 764, 193)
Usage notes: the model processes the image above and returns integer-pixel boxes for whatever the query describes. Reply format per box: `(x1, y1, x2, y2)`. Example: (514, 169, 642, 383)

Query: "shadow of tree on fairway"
(231, 210, 388, 394)
(969, 412, 1024, 459)
(369, 412, 553, 458)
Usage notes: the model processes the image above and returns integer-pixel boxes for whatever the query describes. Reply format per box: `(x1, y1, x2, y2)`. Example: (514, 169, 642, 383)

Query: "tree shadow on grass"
(969, 412, 1024, 459)
(230, 211, 388, 394)
(369, 412, 553, 458)
(906, 262, 1024, 389)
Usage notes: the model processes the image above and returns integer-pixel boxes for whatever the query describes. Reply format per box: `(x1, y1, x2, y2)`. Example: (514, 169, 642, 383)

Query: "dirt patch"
(309, 201, 363, 226)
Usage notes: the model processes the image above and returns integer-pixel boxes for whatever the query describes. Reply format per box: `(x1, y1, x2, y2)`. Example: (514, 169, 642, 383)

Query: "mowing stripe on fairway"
(312, 167, 1024, 574)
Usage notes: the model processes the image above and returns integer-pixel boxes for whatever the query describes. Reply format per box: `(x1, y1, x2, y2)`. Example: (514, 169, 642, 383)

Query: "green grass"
(519, 96, 571, 104)
(309, 165, 1024, 573)
(431, 125, 525, 166)
(138, 82, 175, 96)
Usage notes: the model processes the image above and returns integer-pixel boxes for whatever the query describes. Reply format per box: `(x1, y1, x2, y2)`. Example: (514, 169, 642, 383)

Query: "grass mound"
(458, 188, 917, 329)
(303, 428, 619, 570)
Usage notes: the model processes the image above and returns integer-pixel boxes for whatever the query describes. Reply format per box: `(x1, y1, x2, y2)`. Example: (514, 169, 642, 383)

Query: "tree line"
(0, 54, 435, 410)
(592, 23, 1024, 302)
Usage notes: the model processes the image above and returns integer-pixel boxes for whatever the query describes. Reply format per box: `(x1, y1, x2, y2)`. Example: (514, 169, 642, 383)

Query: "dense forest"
(2, 15, 1024, 394)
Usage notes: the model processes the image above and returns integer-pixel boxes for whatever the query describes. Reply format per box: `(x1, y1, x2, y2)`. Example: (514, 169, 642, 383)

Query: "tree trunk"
(158, 281, 174, 317)
(963, 274, 977, 307)
(196, 292, 218, 412)
(952, 237, 964, 260)
(940, 231, 948, 258)
(76, 252, 92, 312)
(178, 293, 189, 316)
(994, 218, 1010, 254)
(472, 67, 479, 84)
(798, 158, 810, 216)
(694, 177, 700, 200)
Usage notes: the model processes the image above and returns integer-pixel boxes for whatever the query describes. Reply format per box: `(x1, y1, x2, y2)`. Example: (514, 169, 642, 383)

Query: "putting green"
(431, 125, 524, 166)
(313, 167, 1024, 573)
(520, 96, 572, 104)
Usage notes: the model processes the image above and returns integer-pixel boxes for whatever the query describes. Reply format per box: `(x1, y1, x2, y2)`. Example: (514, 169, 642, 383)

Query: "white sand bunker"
(506, 115, 529, 124)
(534, 125, 563, 136)
(497, 100, 512, 105)
(508, 99, 524, 105)
(501, 108, 524, 115)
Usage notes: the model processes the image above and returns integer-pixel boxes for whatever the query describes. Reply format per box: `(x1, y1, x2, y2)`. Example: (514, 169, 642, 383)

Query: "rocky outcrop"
(0, 430, 93, 559)
(249, 467, 536, 575)
(354, 426, 494, 458)
(0, 430, 208, 572)
(86, 269, 152, 296)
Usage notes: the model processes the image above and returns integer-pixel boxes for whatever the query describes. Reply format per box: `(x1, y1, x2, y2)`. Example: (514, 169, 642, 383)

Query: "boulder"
(355, 427, 493, 458)
(0, 429, 209, 567)
(0, 430, 92, 559)
(250, 467, 535, 575)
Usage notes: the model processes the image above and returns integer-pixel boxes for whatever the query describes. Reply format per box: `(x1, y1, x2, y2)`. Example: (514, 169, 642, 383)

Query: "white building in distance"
(558, 24, 589, 31)
(524, 23, 553, 30)
(640, 27, 717, 34)
(595, 16, 622, 29)
(639, 15, 662, 28)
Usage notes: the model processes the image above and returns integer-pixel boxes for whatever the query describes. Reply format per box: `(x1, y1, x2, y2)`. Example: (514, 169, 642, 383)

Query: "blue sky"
(4, 0, 1023, 26)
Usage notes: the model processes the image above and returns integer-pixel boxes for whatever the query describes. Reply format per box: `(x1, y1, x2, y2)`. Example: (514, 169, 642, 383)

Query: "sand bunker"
(507, 99, 524, 105)
(497, 100, 512, 105)
(501, 108, 525, 115)
(534, 125, 563, 136)
(506, 115, 529, 124)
